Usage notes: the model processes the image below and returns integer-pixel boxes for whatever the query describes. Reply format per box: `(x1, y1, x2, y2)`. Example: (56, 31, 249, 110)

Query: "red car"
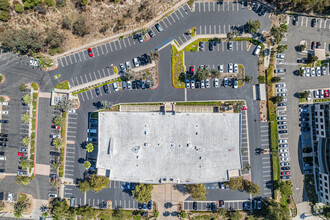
(281, 171, 290, 176)
(324, 90, 329, 98)
(242, 106, 247, 111)
(51, 125, 61, 129)
(87, 48, 93, 57)
(18, 152, 26, 156)
(190, 66, 194, 75)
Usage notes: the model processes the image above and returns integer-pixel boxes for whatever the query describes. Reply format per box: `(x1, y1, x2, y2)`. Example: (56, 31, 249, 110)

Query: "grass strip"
(55, 81, 70, 90)
(171, 45, 185, 88)
(31, 83, 38, 91)
(238, 64, 245, 87)
(176, 101, 222, 106)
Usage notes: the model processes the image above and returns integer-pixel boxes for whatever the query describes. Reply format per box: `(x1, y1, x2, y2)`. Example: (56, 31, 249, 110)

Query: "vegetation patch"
(183, 38, 211, 51)
(176, 101, 222, 106)
(171, 45, 185, 88)
(238, 64, 245, 87)
(314, 98, 330, 103)
(304, 175, 318, 203)
(54, 74, 61, 79)
(55, 81, 70, 90)
(31, 83, 38, 91)
(188, 27, 196, 38)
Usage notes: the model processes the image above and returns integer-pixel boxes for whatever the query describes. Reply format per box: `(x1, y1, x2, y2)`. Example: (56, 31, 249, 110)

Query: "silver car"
(234, 64, 238, 73)
(228, 63, 233, 73)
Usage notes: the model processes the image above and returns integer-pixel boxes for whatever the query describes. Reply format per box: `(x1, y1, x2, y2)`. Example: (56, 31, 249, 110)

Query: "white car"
(311, 68, 315, 77)
(228, 63, 233, 73)
(201, 80, 205, 89)
(191, 80, 195, 89)
(276, 84, 286, 88)
(219, 65, 224, 73)
(321, 66, 327, 75)
(214, 79, 219, 87)
(279, 149, 289, 152)
(133, 58, 139, 67)
(277, 88, 287, 92)
(205, 79, 210, 88)
(281, 157, 291, 161)
(0, 102, 8, 105)
(316, 67, 321, 76)
(282, 98, 287, 102)
(314, 90, 319, 98)
(276, 54, 285, 59)
(281, 153, 290, 157)
(127, 81, 132, 90)
(306, 68, 311, 77)
(113, 82, 119, 91)
(29, 58, 34, 66)
(119, 63, 125, 71)
(0, 111, 8, 114)
(277, 93, 287, 97)
(277, 116, 287, 121)
(68, 109, 76, 114)
(186, 79, 190, 89)
(125, 61, 131, 69)
(234, 64, 238, 73)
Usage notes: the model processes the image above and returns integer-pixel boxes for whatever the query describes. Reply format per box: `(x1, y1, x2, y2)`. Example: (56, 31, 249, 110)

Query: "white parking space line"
(79, 75, 84, 84)
(227, 1, 229, 11)
(68, 55, 73, 64)
(89, 90, 94, 99)
(209, 25, 211, 34)
(58, 59, 63, 67)
(102, 69, 106, 77)
(204, 25, 207, 34)
(109, 43, 113, 51)
(97, 70, 101, 78)
(127, 38, 132, 47)
(177, 36, 183, 44)
(165, 17, 172, 26)
(79, 93, 85, 102)
(117, 40, 122, 50)
(84, 74, 88, 83)
(64, 57, 69, 66)
(319, 19, 322, 28)
(169, 14, 176, 23)
(228, 24, 231, 33)
(160, 20, 167, 29)
(73, 54, 78, 63)
(182, 33, 188, 41)
(92, 71, 97, 80)
(100, 45, 104, 54)
(106, 68, 111, 76)
(103, 44, 109, 54)
(70, 78, 75, 87)
(95, 47, 99, 56)
(236, 41, 238, 50)
(123, 38, 127, 48)
(88, 72, 92, 81)
(84, 92, 90, 100)
(203, 2, 205, 12)
(237, 2, 239, 10)
(177, 8, 184, 17)
(113, 42, 118, 50)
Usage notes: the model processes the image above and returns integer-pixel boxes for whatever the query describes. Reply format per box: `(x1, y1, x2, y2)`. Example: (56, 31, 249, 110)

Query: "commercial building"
(312, 103, 330, 205)
(96, 111, 242, 184)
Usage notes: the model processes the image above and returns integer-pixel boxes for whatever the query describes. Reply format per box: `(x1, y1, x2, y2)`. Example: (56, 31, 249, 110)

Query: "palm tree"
(149, 49, 159, 61)
(19, 157, 32, 169)
(52, 160, 61, 172)
(14, 201, 27, 218)
(85, 143, 94, 153)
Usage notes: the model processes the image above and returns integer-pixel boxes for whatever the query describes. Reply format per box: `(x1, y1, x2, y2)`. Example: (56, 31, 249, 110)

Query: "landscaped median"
(72, 77, 122, 95)
(238, 64, 245, 87)
(55, 81, 70, 90)
(171, 45, 185, 88)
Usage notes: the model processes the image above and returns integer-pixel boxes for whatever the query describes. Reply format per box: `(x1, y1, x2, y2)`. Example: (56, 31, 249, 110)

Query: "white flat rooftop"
(96, 111, 241, 184)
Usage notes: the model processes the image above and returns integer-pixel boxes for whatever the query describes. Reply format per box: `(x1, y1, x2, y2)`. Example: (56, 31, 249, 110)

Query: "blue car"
(148, 200, 152, 210)
(143, 203, 147, 210)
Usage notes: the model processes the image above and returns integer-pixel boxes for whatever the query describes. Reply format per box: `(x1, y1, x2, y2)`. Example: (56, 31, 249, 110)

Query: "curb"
(31, 83, 40, 177)
(42, 65, 59, 72)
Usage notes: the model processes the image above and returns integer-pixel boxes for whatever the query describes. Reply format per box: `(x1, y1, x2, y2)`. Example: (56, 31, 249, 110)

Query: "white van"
(0, 156, 6, 160)
(253, 45, 262, 55)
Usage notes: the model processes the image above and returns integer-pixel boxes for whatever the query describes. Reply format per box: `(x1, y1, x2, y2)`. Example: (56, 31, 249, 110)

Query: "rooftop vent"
(132, 146, 140, 153)
(144, 142, 148, 147)
(196, 132, 198, 135)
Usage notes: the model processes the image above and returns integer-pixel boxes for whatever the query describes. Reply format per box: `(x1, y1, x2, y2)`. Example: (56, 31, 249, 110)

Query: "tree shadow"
(173, 184, 188, 195)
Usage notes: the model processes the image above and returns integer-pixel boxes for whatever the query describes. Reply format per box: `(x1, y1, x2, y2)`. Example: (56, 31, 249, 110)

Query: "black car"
(142, 202, 147, 210)
(136, 80, 141, 89)
(50, 151, 60, 156)
(155, 23, 163, 32)
(138, 203, 142, 209)
(0, 120, 8, 123)
(292, 15, 298, 25)
(279, 130, 288, 134)
(281, 167, 291, 171)
(209, 42, 214, 51)
(0, 133, 7, 137)
(103, 85, 109, 93)
(148, 30, 155, 38)
(0, 138, 7, 142)
(0, 152, 4, 155)
(147, 200, 152, 210)
(0, 142, 7, 147)
(195, 80, 200, 89)
(193, 202, 197, 210)
(219, 200, 224, 208)
(199, 42, 204, 51)
(278, 103, 287, 106)
(210, 202, 216, 212)
(0, 169, 5, 173)
(95, 87, 100, 96)
(132, 81, 136, 89)
(311, 18, 316, 27)
(316, 42, 321, 49)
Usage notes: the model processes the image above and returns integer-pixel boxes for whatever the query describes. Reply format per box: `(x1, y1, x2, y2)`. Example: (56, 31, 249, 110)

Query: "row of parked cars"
(186, 78, 238, 89)
(301, 66, 328, 77)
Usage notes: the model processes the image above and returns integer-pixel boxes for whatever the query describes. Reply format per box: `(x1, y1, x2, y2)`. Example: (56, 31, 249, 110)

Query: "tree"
(14, 3, 24, 13)
(195, 66, 209, 81)
(101, 100, 113, 110)
(52, 138, 63, 149)
(85, 142, 94, 153)
(16, 175, 31, 185)
(45, 30, 64, 49)
(77, 206, 97, 219)
(57, 99, 75, 112)
(54, 116, 65, 127)
(270, 96, 284, 104)
(300, 44, 306, 52)
(210, 69, 221, 78)
(56, 0, 66, 7)
(298, 69, 304, 77)
(149, 49, 159, 61)
(226, 210, 242, 220)
(153, 209, 159, 218)
(72, 16, 89, 37)
(19, 157, 33, 169)
(45, 0, 55, 6)
(88, 174, 110, 193)
(84, 161, 91, 170)
(243, 180, 261, 196)
(260, 199, 290, 220)
(22, 136, 31, 146)
(0, 96, 4, 102)
(307, 55, 318, 64)
(217, 208, 227, 217)
(23, 94, 32, 105)
(52, 160, 61, 171)
(271, 76, 281, 83)
(23, 0, 42, 9)
(38, 55, 53, 68)
(132, 184, 154, 203)
(279, 181, 293, 196)
(258, 76, 265, 83)
(186, 184, 207, 201)
(112, 208, 125, 219)
(248, 19, 261, 33)
(13, 201, 27, 218)
(22, 112, 31, 124)
(242, 163, 251, 172)
(51, 199, 70, 219)
(277, 45, 288, 54)
(179, 210, 187, 218)
(0, 0, 10, 11)
(80, 0, 88, 6)
(299, 91, 310, 99)
(227, 31, 236, 40)
(19, 83, 27, 91)
(225, 177, 244, 191)
(78, 180, 91, 193)
(62, 16, 71, 30)
(0, 10, 10, 22)
(244, 75, 253, 84)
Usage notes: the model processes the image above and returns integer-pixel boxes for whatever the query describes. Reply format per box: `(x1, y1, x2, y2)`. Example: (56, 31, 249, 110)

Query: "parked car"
(279, 139, 288, 143)
(19, 148, 27, 152)
(279, 149, 288, 152)
(51, 125, 60, 129)
(119, 63, 125, 72)
(219, 64, 224, 73)
(274, 69, 286, 73)
(234, 63, 238, 73)
(48, 193, 57, 198)
(191, 80, 195, 89)
(17, 152, 26, 156)
(228, 41, 233, 50)
(125, 61, 131, 69)
(277, 116, 287, 121)
(214, 79, 219, 87)
(113, 82, 119, 91)
(205, 79, 210, 88)
(279, 130, 288, 134)
(228, 63, 233, 73)
(95, 87, 100, 96)
(199, 42, 204, 51)
(148, 29, 155, 38)
(133, 57, 140, 67)
(200, 80, 205, 89)
(280, 162, 290, 166)
(70, 197, 75, 207)
(137, 33, 143, 43)
(155, 23, 163, 32)
(311, 18, 316, 27)
(233, 79, 238, 89)
(277, 54, 285, 59)
(278, 121, 287, 125)
(281, 176, 291, 180)
(281, 167, 291, 170)
(281, 157, 290, 161)
(186, 80, 190, 89)
(190, 66, 194, 75)
(87, 48, 93, 57)
(292, 15, 298, 25)
(193, 202, 197, 210)
(276, 83, 286, 88)
(147, 200, 152, 210)
(311, 41, 316, 50)
(281, 171, 290, 176)
(209, 42, 214, 51)
(127, 81, 132, 90)
(279, 144, 288, 148)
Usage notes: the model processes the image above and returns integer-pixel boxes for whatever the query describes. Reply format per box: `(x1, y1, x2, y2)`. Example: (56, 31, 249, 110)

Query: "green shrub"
(0, 0, 10, 11)
(49, 48, 56, 56)
(258, 76, 265, 83)
(23, 0, 42, 9)
(31, 83, 38, 91)
(56, 0, 65, 7)
(72, 16, 89, 37)
(14, 4, 24, 13)
(80, 0, 88, 6)
(56, 47, 62, 53)
(0, 10, 10, 22)
(45, 0, 55, 6)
